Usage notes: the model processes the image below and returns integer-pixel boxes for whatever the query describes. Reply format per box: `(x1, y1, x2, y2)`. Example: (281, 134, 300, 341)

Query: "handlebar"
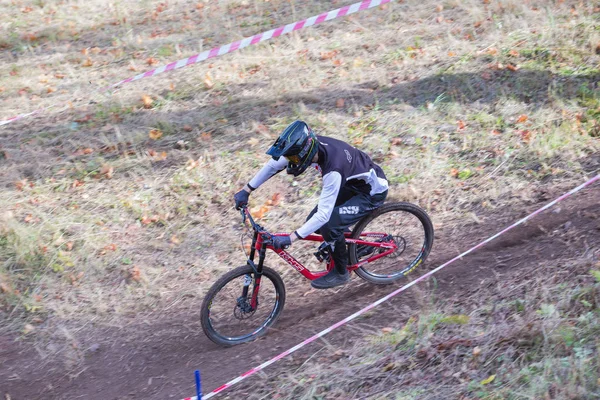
(239, 205, 291, 250)
(240, 205, 273, 241)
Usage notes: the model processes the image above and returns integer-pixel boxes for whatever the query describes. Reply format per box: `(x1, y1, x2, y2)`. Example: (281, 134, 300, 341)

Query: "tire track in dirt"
(1, 184, 599, 400)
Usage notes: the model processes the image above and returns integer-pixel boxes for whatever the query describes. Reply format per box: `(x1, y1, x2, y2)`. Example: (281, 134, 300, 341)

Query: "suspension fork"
(243, 231, 267, 310)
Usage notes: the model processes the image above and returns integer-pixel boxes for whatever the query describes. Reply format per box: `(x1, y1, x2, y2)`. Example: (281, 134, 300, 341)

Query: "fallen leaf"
(509, 49, 520, 57)
(104, 244, 117, 252)
(66, 241, 74, 251)
(200, 132, 212, 141)
(520, 130, 532, 143)
(457, 120, 466, 130)
(129, 266, 141, 282)
(450, 168, 459, 178)
(251, 205, 270, 219)
(0, 282, 13, 294)
(271, 193, 282, 206)
(146, 57, 159, 66)
(170, 235, 181, 245)
(381, 327, 394, 334)
(149, 129, 163, 140)
(382, 362, 395, 372)
(142, 94, 153, 109)
(204, 73, 214, 89)
(82, 58, 93, 67)
(336, 98, 345, 108)
(99, 164, 114, 179)
(481, 375, 496, 385)
(516, 114, 528, 123)
(15, 179, 28, 191)
(391, 138, 403, 146)
(186, 159, 200, 170)
(447, 51, 456, 57)
(320, 50, 339, 60)
(506, 63, 519, 71)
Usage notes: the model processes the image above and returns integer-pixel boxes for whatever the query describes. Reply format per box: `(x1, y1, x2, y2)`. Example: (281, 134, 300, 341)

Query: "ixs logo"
(278, 251, 305, 272)
(339, 206, 359, 215)
(344, 149, 352, 163)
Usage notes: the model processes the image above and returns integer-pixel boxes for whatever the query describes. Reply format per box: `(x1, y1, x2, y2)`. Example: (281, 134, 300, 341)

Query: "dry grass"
(248, 252, 600, 399)
(0, 0, 598, 384)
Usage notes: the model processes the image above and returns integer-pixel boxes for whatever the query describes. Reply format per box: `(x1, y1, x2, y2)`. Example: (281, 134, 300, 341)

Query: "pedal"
(314, 242, 332, 263)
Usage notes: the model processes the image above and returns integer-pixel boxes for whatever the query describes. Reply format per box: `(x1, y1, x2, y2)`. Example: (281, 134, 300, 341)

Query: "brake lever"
(260, 232, 273, 244)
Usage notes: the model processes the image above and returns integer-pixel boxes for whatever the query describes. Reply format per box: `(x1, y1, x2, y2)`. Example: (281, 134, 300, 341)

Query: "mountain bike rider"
(234, 120, 388, 289)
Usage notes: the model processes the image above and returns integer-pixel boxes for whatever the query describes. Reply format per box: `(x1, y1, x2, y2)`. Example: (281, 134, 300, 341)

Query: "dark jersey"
(249, 135, 388, 238)
(315, 135, 388, 196)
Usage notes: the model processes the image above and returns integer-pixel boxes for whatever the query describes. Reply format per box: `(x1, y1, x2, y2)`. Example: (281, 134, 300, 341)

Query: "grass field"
(1, 0, 599, 398)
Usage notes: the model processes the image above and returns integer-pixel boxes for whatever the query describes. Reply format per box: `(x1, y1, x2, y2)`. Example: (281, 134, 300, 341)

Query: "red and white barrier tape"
(0, 106, 54, 127)
(1, 0, 391, 127)
(184, 174, 600, 400)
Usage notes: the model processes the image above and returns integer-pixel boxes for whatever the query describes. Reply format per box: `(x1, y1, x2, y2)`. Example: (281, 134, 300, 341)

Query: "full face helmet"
(266, 120, 318, 176)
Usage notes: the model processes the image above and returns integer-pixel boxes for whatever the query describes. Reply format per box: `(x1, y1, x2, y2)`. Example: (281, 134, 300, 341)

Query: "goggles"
(284, 154, 302, 164)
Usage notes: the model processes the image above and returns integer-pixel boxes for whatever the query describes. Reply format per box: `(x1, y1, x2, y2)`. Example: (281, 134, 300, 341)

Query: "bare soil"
(2, 181, 598, 400)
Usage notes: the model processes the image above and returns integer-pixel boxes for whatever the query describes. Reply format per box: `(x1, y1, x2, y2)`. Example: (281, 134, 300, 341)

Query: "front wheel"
(348, 202, 434, 284)
(201, 265, 286, 346)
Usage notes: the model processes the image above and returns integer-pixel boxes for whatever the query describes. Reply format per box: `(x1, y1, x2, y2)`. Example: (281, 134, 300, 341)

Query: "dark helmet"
(266, 120, 318, 177)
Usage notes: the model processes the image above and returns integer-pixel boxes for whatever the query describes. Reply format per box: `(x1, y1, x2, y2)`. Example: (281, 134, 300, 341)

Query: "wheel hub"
(233, 296, 257, 320)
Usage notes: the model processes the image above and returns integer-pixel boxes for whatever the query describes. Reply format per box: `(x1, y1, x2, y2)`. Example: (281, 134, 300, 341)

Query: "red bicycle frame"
(243, 208, 397, 281)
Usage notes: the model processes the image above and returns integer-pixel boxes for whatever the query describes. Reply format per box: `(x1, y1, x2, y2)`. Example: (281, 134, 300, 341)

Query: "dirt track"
(2, 181, 599, 400)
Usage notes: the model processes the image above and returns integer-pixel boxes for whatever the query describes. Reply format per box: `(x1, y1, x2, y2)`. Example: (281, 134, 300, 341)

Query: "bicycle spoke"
(207, 273, 279, 340)
(349, 203, 433, 283)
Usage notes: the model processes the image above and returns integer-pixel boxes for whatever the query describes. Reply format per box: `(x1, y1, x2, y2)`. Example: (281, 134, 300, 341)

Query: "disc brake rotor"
(233, 296, 257, 320)
(391, 235, 406, 256)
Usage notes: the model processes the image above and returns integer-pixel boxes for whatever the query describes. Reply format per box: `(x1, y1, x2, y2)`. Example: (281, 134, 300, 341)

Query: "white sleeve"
(248, 157, 288, 189)
(296, 171, 342, 239)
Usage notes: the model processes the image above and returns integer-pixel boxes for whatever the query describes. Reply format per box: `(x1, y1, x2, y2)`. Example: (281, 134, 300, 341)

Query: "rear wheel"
(348, 202, 434, 284)
(201, 265, 285, 346)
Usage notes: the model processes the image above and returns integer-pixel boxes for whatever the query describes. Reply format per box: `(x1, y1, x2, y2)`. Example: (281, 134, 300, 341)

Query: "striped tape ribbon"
(183, 174, 600, 400)
(1, 0, 391, 126)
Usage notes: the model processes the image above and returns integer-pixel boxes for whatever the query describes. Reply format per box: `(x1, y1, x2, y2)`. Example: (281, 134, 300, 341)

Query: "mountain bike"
(200, 202, 434, 346)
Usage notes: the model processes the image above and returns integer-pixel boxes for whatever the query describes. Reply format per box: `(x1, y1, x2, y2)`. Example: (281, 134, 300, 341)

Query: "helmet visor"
(284, 154, 301, 164)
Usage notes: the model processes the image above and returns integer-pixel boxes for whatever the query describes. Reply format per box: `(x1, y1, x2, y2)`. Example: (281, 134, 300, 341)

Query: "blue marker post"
(195, 370, 202, 400)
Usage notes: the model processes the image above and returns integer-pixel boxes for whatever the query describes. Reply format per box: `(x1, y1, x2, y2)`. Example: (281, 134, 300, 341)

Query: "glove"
(272, 235, 291, 250)
(234, 189, 250, 210)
